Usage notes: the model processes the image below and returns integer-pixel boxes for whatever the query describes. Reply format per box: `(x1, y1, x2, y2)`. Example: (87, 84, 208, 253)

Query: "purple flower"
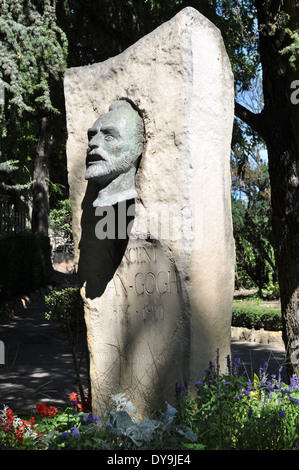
(232, 357, 242, 376)
(226, 354, 231, 375)
(71, 426, 80, 436)
(195, 381, 203, 387)
(278, 366, 283, 383)
(175, 381, 189, 397)
(61, 431, 69, 439)
(87, 414, 100, 424)
(224, 382, 232, 386)
(289, 397, 299, 405)
(278, 410, 286, 419)
(290, 375, 299, 390)
(282, 386, 292, 396)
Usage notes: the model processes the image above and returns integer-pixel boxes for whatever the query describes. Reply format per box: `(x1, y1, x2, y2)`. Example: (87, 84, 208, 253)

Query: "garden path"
(0, 270, 86, 414)
(0, 272, 288, 414)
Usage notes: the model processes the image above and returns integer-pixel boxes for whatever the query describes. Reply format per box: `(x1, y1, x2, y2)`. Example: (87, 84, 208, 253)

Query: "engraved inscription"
(134, 270, 178, 295)
(140, 304, 164, 321)
(123, 246, 157, 264)
(109, 304, 164, 321)
(110, 269, 178, 296)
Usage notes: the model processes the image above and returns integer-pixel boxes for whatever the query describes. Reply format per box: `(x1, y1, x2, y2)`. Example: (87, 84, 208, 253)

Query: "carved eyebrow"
(101, 126, 121, 137)
(87, 128, 96, 138)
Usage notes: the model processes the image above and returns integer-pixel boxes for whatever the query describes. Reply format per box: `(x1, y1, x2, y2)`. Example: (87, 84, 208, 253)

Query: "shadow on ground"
(0, 270, 89, 414)
(0, 273, 288, 414)
(231, 340, 287, 382)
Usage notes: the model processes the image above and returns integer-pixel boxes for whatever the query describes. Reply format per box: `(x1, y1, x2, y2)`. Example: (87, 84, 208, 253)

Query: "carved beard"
(85, 150, 139, 186)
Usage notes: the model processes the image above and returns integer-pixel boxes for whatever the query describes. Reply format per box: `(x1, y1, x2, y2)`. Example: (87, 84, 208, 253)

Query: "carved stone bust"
(85, 99, 144, 207)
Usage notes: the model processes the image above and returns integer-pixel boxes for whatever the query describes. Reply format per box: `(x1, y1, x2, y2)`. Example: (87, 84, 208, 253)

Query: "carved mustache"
(86, 150, 106, 164)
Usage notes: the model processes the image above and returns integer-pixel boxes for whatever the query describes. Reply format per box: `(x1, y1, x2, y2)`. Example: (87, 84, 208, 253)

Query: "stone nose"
(88, 136, 99, 150)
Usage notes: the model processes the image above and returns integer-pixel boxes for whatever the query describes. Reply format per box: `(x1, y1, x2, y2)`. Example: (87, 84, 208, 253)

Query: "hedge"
(232, 304, 282, 331)
(0, 233, 52, 302)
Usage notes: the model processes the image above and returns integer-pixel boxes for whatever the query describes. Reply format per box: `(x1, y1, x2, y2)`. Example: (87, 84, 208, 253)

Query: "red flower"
(14, 426, 25, 444)
(69, 392, 91, 412)
(70, 392, 79, 402)
(36, 403, 58, 418)
(22, 416, 35, 431)
(4, 408, 14, 434)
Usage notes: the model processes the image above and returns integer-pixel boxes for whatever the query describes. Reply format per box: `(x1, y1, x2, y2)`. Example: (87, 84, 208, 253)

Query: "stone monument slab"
(64, 7, 235, 416)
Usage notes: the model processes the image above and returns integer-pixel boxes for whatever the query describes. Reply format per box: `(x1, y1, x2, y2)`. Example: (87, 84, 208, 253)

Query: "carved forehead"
(91, 106, 142, 137)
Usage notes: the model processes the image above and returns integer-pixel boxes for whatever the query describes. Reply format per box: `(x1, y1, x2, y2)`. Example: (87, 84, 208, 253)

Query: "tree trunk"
(256, 0, 299, 379)
(236, 0, 299, 379)
(31, 116, 51, 236)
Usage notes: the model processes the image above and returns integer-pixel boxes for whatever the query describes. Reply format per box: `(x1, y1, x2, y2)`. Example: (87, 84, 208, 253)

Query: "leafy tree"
(232, 0, 299, 378)
(232, 151, 276, 290)
(2, 0, 299, 378)
(0, 0, 68, 235)
(0, 159, 29, 197)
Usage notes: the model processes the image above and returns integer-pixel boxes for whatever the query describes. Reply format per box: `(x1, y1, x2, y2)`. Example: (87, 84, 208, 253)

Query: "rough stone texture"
(231, 327, 284, 347)
(64, 7, 235, 416)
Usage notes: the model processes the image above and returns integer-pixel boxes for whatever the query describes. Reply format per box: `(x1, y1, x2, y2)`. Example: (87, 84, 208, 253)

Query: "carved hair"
(109, 99, 135, 112)
(109, 99, 144, 146)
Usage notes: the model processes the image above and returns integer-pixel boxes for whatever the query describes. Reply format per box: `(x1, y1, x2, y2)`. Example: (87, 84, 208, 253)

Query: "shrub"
(45, 288, 89, 405)
(232, 303, 282, 331)
(175, 352, 299, 450)
(260, 281, 280, 300)
(49, 199, 73, 244)
(45, 287, 85, 344)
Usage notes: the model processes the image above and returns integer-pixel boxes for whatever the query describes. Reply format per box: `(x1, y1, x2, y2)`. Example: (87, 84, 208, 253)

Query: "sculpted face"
(85, 101, 144, 186)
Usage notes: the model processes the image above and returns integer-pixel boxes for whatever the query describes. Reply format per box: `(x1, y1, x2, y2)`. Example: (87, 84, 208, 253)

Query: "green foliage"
(104, 394, 199, 450)
(232, 301, 282, 331)
(45, 288, 85, 346)
(0, 158, 31, 200)
(45, 288, 89, 404)
(260, 281, 280, 300)
(176, 355, 299, 450)
(0, 1, 68, 214)
(0, 159, 18, 173)
(0, 233, 52, 302)
(0, 0, 68, 121)
(280, 27, 299, 69)
(3, 356, 299, 450)
(232, 153, 276, 289)
(0, 396, 201, 450)
(49, 199, 73, 243)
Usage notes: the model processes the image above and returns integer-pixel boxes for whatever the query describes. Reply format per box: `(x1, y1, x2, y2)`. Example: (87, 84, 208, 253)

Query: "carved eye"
(104, 134, 115, 142)
(88, 129, 96, 140)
